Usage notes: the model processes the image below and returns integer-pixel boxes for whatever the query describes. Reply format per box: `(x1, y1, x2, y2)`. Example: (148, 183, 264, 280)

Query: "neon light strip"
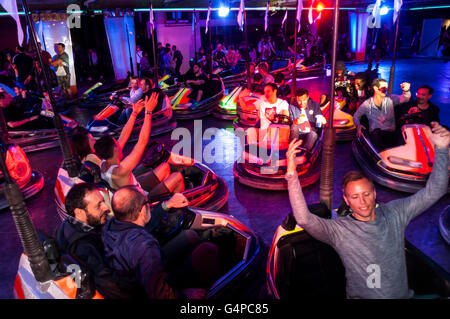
(409, 5, 450, 10)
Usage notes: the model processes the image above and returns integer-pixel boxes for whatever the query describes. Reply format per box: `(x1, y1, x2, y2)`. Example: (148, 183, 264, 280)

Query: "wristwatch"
(145, 110, 152, 115)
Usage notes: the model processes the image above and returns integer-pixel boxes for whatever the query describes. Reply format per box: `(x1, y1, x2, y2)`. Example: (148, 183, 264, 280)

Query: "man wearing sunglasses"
(353, 78, 411, 151)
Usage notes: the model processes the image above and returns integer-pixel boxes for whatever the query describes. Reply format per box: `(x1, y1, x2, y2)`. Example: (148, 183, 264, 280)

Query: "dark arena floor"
(0, 58, 449, 299)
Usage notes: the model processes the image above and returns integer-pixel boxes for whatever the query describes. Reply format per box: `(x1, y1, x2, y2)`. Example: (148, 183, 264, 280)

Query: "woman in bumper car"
(71, 94, 184, 199)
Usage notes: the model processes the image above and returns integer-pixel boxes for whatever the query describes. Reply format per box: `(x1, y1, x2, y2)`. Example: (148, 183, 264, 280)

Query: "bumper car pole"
(243, 9, 252, 90)
(20, 0, 78, 178)
(0, 108, 10, 143)
(290, 1, 299, 103)
(0, 136, 53, 282)
(319, 0, 339, 211)
(208, 2, 213, 74)
(388, 12, 400, 95)
(150, 0, 159, 86)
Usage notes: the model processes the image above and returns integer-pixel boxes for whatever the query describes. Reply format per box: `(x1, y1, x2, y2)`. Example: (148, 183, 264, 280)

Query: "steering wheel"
(142, 140, 170, 168)
(271, 114, 293, 126)
(398, 112, 423, 126)
(152, 207, 197, 244)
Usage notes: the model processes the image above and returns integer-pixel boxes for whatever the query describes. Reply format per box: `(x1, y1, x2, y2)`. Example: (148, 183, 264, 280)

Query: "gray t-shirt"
(286, 148, 449, 298)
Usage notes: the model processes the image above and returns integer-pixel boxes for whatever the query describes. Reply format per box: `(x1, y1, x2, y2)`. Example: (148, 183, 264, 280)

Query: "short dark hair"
(70, 127, 92, 161)
(371, 78, 387, 88)
(172, 45, 176, 50)
(417, 85, 434, 95)
(140, 77, 153, 88)
(193, 63, 202, 70)
(342, 171, 374, 192)
(258, 62, 269, 72)
(65, 183, 98, 217)
(355, 72, 367, 82)
(253, 73, 263, 82)
(295, 88, 309, 97)
(57, 43, 65, 49)
(16, 45, 25, 53)
(274, 72, 285, 84)
(112, 186, 147, 221)
(264, 83, 278, 91)
(94, 135, 116, 160)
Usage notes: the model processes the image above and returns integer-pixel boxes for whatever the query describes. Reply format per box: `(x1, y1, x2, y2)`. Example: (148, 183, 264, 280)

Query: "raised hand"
(286, 138, 303, 175)
(132, 98, 145, 114)
(427, 122, 450, 149)
(145, 92, 159, 113)
(400, 82, 410, 92)
(165, 193, 189, 209)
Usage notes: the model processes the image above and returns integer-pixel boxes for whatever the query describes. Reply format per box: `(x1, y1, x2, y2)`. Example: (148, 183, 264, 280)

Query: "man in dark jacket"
(102, 186, 219, 299)
(395, 85, 440, 128)
(56, 182, 178, 298)
(289, 88, 326, 149)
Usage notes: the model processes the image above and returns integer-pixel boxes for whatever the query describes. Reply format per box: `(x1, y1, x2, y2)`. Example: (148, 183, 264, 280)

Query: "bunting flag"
(205, 2, 211, 34)
(237, 0, 245, 31)
(393, 0, 403, 23)
(264, 1, 269, 32)
(149, 3, 155, 33)
(264, 1, 270, 32)
(0, 0, 24, 45)
(296, 0, 303, 32)
(308, 0, 314, 25)
(281, 10, 288, 29)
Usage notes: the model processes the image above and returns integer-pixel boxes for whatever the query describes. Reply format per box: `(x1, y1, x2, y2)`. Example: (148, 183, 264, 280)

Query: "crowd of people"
(0, 24, 448, 300)
(0, 43, 73, 99)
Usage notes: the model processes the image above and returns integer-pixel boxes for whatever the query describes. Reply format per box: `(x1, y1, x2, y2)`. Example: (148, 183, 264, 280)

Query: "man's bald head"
(112, 186, 147, 222)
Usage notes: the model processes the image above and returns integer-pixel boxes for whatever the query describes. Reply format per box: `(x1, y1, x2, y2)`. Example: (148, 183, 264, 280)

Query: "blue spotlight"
(218, 6, 230, 17)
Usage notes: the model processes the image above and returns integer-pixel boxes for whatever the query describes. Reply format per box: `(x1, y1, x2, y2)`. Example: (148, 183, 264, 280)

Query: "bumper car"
(14, 205, 262, 299)
(272, 56, 326, 80)
(171, 75, 225, 120)
(54, 141, 228, 222)
(159, 74, 184, 97)
(439, 206, 450, 245)
(220, 63, 247, 90)
(320, 95, 356, 142)
(352, 118, 450, 193)
(0, 142, 44, 210)
(266, 205, 347, 298)
(213, 86, 243, 120)
(78, 81, 130, 109)
(86, 94, 176, 140)
(233, 92, 263, 130)
(267, 204, 450, 298)
(233, 118, 323, 190)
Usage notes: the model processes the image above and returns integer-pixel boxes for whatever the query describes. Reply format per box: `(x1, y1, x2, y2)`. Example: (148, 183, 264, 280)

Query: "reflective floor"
(0, 58, 449, 298)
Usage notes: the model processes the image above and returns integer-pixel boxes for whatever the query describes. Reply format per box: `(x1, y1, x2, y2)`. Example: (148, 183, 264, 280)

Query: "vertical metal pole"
(209, 12, 213, 73)
(388, 14, 400, 95)
(125, 23, 134, 77)
(319, 0, 339, 211)
(150, 0, 159, 85)
(0, 134, 53, 283)
(243, 7, 252, 90)
(290, 1, 299, 103)
(193, 10, 198, 63)
(20, 0, 78, 178)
